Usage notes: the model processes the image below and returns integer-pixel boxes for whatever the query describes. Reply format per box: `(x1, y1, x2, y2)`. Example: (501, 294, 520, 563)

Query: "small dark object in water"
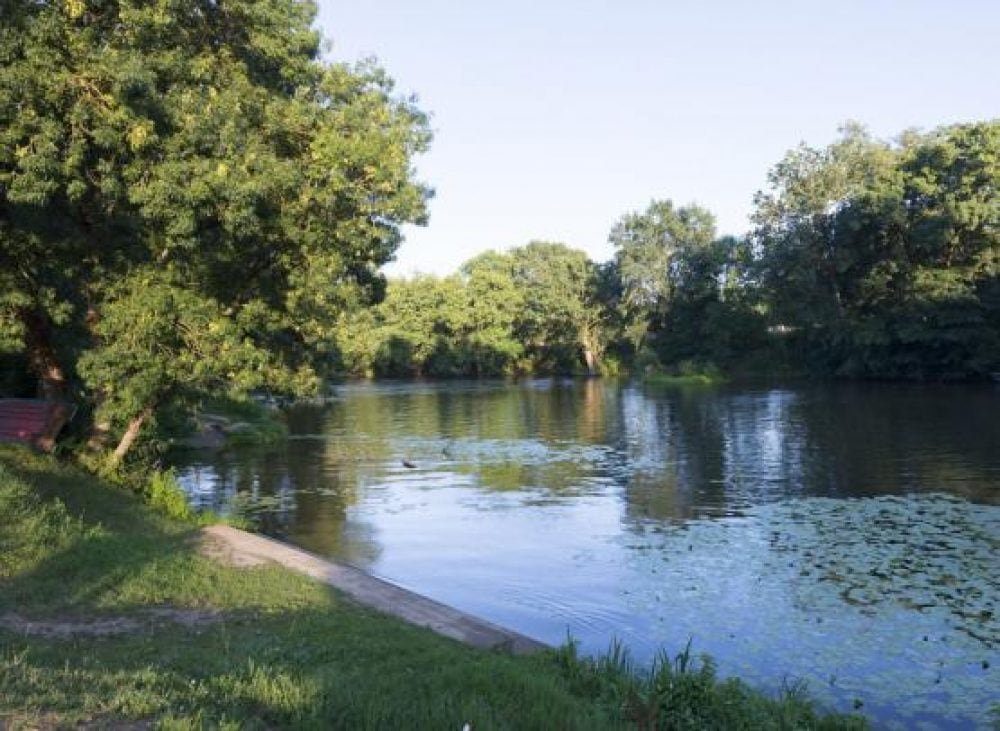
(402, 460, 417, 469)
(983, 660, 990, 670)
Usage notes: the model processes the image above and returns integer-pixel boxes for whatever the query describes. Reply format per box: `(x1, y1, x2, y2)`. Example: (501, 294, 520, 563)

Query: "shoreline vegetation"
(164, 396, 289, 452)
(0, 445, 866, 729)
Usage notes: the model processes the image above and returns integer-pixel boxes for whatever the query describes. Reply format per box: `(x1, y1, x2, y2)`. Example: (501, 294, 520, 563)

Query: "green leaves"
(332, 243, 611, 378)
(751, 120, 1000, 380)
(609, 200, 719, 350)
(1, 0, 431, 457)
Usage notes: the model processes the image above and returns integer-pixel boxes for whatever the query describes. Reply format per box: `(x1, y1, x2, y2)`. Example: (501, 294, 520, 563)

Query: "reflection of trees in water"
(178, 382, 1000, 565)
(286, 433, 381, 567)
(616, 383, 999, 530)
(468, 380, 614, 492)
(177, 404, 383, 566)
(717, 390, 809, 503)
(577, 378, 609, 444)
(785, 385, 1000, 504)
(617, 385, 740, 523)
(322, 381, 617, 495)
(457, 457, 598, 494)
(176, 445, 298, 534)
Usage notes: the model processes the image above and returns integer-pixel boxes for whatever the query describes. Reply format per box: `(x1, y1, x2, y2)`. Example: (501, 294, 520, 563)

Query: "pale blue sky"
(315, 1, 999, 275)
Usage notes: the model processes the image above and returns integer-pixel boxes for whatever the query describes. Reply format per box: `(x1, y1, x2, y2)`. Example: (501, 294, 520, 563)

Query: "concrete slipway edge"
(201, 524, 549, 655)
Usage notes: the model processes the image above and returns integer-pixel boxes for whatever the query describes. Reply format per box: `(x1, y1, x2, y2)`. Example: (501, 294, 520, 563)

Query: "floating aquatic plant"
(618, 494, 999, 727)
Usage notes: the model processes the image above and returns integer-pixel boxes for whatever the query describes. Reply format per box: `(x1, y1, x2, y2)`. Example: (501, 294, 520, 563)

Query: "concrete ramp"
(200, 524, 548, 655)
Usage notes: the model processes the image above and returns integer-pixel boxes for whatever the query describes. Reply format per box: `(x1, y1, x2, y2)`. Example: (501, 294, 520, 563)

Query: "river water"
(172, 380, 999, 728)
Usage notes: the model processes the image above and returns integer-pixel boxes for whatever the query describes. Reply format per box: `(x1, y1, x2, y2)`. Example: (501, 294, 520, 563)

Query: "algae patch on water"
(619, 494, 999, 728)
(763, 495, 999, 646)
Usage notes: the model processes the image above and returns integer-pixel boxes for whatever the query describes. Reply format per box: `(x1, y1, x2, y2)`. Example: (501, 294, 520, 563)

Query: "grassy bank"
(644, 371, 725, 387)
(643, 361, 728, 387)
(0, 446, 865, 730)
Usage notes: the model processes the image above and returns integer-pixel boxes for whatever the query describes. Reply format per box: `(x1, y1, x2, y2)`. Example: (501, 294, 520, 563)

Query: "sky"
(315, 1, 1000, 276)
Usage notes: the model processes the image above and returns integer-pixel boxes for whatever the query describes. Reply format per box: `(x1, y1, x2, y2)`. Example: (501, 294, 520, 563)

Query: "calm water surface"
(173, 380, 1000, 729)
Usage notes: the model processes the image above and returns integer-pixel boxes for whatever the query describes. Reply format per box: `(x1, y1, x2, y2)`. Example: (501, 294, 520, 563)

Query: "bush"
(145, 469, 194, 522)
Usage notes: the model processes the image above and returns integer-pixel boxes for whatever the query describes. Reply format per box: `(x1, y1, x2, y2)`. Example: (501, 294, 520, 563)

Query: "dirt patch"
(0, 713, 152, 730)
(196, 528, 269, 568)
(0, 713, 153, 731)
(0, 608, 224, 639)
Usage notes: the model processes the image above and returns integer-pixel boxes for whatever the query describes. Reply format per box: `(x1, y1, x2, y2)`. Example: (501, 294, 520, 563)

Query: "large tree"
(510, 241, 603, 373)
(749, 122, 896, 335)
(453, 251, 525, 376)
(608, 199, 717, 352)
(330, 242, 613, 378)
(751, 121, 1000, 379)
(0, 0, 431, 459)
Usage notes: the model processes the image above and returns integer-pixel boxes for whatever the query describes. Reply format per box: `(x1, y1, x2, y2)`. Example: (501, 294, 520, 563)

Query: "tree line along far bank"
(1, 2, 997, 464)
(336, 121, 1000, 384)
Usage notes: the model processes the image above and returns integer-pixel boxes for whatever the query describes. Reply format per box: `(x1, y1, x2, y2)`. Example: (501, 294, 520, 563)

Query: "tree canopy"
(750, 121, 1000, 379)
(332, 243, 611, 378)
(1, 0, 431, 459)
(337, 120, 999, 384)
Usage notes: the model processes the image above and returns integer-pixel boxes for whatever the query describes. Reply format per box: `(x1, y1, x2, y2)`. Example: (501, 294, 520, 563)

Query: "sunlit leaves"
(751, 121, 1000, 379)
(0, 0, 431, 456)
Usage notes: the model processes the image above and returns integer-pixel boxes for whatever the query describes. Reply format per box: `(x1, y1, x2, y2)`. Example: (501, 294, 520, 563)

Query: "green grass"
(644, 372, 725, 387)
(0, 445, 866, 730)
(642, 359, 729, 387)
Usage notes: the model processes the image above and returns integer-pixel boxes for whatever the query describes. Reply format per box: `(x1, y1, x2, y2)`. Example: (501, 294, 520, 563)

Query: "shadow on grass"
(0, 451, 197, 615)
(2, 542, 620, 729)
(1, 605, 625, 730)
(2, 455, 173, 537)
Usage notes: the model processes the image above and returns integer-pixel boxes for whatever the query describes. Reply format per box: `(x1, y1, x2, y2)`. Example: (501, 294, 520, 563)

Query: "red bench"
(0, 399, 76, 451)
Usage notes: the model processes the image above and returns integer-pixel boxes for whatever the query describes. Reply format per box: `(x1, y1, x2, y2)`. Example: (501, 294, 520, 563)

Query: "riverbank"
(0, 446, 864, 729)
(163, 396, 288, 451)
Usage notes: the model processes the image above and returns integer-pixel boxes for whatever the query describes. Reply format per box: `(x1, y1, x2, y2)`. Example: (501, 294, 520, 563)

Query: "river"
(172, 379, 999, 728)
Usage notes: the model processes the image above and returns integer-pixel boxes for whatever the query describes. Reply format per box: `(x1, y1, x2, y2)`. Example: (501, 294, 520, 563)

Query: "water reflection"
(173, 380, 999, 727)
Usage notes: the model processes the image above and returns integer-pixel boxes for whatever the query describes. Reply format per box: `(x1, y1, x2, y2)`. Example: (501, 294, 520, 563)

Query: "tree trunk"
(580, 325, 602, 376)
(111, 404, 154, 464)
(20, 308, 68, 400)
(87, 419, 112, 451)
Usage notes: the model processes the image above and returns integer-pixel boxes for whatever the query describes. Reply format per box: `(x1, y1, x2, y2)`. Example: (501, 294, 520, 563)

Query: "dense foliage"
(332, 242, 612, 377)
(0, 0, 430, 459)
(751, 121, 1000, 380)
(335, 120, 999, 382)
